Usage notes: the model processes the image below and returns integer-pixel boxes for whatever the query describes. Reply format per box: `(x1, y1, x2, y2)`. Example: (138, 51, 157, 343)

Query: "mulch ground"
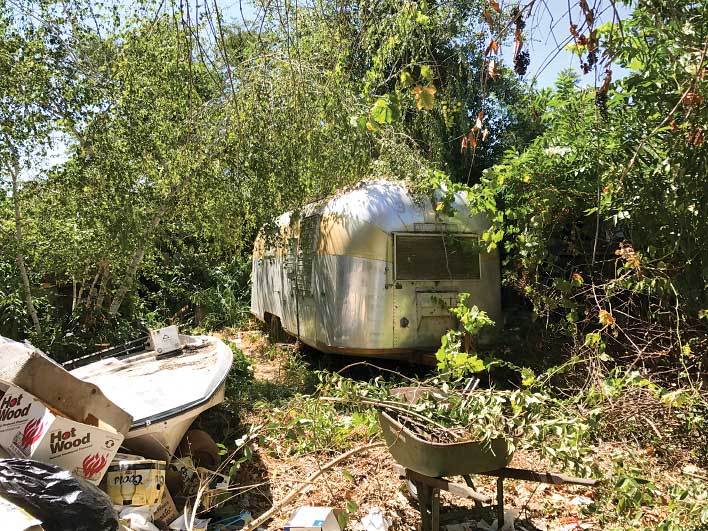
(212, 328, 694, 531)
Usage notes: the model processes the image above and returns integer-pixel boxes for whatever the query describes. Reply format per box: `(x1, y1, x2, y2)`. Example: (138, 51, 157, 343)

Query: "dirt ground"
(210, 328, 693, 531)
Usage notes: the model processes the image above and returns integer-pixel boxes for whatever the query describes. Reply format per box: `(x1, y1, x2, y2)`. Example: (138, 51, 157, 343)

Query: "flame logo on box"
(82, 453, 108, 479)
(21, 418, 46, 448)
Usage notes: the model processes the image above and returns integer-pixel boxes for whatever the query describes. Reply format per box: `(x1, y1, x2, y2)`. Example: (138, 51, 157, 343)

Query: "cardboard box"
(197, 466, 230, 510)
(152, 487, 179, 526)
(0, 382, 123, 484)
(284, 507, 341, 531)
(169, 456, 195, 482)
(106, 457, 167, 506)
(0, 336, 132, 435)
(149, 326, 181, 354)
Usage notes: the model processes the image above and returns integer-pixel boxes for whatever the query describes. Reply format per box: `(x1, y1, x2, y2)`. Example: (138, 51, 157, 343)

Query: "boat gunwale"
(70, 336, 233, 431)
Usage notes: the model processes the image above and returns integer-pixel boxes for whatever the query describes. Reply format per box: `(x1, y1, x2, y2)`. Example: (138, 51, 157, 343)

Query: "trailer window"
(286, 237, 298, 281)
(395, 233, 481, 281)
(296, 215, 320, 294)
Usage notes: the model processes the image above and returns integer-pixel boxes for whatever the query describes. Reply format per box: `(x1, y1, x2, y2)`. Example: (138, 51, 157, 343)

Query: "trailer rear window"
(395, 233, 481, 281)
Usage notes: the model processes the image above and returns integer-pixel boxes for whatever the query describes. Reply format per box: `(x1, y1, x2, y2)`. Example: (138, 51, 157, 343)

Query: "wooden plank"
(394, 465, 492, 504)
(479, 467, 599, 487)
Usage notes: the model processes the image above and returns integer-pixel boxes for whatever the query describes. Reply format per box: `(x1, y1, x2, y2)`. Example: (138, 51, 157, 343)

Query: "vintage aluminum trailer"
(250, 179, 502, 362)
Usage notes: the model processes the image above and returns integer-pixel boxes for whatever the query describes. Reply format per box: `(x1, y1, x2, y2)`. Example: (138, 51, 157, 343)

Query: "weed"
(258, 396, 378, 456)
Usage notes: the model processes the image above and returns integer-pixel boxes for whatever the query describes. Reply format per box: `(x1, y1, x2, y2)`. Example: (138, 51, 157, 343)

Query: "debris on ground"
(283, 506, 341, 531)
(169, 514, 211, 531)
(359, 506, 389, 531)
(0, 492, 43, 531)
(0, 457, 120, 531)
(106, 456, 167, 506)
(0, 331, 235, 531)
(119, 505, 159, 531)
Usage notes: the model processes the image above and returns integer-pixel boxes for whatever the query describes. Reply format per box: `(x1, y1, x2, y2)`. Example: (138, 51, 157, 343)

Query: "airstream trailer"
(250, 180, 501, 362)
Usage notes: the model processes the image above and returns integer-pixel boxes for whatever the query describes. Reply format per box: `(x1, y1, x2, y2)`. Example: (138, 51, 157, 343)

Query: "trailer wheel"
(178, 429, 221, 469)
(267, 314, 285, 342)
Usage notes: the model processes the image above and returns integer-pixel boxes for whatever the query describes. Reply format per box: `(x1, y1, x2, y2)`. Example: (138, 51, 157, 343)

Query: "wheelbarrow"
(378, 387, 599, 531)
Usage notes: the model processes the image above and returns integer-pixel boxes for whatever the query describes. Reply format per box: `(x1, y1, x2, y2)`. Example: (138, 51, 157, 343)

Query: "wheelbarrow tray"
(378, 403, 513, 478)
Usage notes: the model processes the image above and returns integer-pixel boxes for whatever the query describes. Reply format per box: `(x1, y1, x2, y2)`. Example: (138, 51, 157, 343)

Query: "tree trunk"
(75, 264, 91, 309)
(10, 162, 41, 335)
(108, 201, 170, 315)
(95, 266, 110, 310)
(85, 264, 103, 308)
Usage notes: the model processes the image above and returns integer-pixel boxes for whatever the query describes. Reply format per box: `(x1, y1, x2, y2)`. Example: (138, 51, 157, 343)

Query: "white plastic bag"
(119, 506, 159, 531)
(360, 507, 390, 531)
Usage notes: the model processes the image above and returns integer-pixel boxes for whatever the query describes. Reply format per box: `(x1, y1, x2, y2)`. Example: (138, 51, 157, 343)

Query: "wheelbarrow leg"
(496, 477, 504, 528)
(417, 481, 431, 531)
(431, 488, 440, 531)
(415, 482, 440, 531)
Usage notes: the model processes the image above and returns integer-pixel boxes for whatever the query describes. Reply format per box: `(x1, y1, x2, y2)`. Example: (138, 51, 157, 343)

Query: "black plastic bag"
(0, 458, 119, 531)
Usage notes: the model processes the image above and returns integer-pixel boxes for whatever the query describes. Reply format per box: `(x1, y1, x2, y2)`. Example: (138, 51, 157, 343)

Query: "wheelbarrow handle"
(479, 467, 600, 487)
(393, 464, 492, 504)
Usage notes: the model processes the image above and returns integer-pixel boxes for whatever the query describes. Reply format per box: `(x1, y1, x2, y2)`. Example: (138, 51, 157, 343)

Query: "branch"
(242, 442, 385, 531)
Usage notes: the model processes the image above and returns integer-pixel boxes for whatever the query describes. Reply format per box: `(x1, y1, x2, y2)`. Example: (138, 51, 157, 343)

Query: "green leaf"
(466, 354, 485, 373)
(336, 512, 349, 528)
(370, 96, 400, 124)
(521, 367, 535, 387)
(346, 500, 359, 513)
(349, 115, 367, 129)
(400, 70, 414, 87)
(420, 64, 434, 82)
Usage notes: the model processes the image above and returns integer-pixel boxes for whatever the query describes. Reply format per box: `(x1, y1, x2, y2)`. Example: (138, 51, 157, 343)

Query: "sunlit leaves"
(370, 96, 400, 124)
(598, 309, 615, 327)
(400, 70, 414, 88)
(521, 367, 536, 387)
(420, 64, 434, 82)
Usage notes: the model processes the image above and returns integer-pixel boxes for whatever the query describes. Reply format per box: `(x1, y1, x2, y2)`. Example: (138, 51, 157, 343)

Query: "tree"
(468, 0, 708, 372)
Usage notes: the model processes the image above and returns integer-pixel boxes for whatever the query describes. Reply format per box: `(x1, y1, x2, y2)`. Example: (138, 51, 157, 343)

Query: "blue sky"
(510, 0, 633, 88)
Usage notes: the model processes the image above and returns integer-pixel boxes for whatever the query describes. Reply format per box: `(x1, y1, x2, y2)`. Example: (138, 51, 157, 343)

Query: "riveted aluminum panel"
(314, 254, 393, 350)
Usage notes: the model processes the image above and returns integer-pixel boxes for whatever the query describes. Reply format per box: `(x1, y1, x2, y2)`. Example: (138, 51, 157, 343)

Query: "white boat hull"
(71, 335, 233, 462)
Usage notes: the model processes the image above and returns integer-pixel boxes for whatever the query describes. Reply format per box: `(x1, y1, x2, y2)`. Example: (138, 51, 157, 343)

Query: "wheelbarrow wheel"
(178, 429, 221, 469)
(406, 479, 419, 501)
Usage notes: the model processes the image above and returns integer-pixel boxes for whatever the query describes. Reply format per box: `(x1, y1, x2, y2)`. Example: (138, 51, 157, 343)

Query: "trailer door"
(280, 237, 299, 334)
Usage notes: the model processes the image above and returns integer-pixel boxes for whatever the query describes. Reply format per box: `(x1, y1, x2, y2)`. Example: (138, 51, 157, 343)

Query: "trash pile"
(0, 330, 246, 531)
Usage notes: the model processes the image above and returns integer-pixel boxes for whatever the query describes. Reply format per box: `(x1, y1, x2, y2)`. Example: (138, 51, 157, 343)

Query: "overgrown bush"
(456, 2, 708, 384)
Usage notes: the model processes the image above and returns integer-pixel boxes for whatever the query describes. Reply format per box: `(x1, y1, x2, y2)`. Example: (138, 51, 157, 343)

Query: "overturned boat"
(67, 332, 233, 461)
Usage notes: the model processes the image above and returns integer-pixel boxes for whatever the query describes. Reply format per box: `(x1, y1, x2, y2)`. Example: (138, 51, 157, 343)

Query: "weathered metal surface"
(393, 464, 492, 504)
(479, 467, 599, 486)
(250, 179, 503, 358)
